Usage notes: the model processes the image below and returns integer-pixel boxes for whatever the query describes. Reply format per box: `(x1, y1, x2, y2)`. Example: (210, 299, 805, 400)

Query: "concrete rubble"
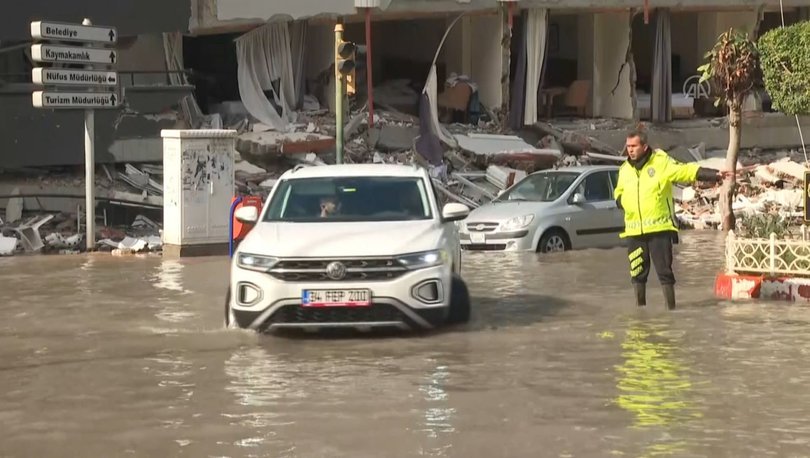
(2, 64, 808, 256)
(674, 154, 808, 230)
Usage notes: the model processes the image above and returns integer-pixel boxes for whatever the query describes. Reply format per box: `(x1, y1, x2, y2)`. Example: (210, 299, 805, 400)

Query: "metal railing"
(725, 227, 810, 277)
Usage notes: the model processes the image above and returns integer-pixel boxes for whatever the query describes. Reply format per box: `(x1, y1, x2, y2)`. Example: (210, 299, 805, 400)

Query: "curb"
(715, 272, 810, 302)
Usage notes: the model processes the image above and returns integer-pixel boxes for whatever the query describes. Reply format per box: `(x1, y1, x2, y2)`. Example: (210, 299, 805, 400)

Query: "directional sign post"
(31, 44, 117, 65)
(31, 18, 120, 251)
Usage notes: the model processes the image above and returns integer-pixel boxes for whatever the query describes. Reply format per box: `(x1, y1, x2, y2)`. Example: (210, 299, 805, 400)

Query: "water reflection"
(149, 260, 197, 330)
(417, 359, 456, 457)
(614, 319, 703, 456)
(223, 346, 298, 455)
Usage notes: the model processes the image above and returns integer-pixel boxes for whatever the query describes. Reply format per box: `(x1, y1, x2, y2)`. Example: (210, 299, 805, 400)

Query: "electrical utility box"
(161, 129, 236, 256)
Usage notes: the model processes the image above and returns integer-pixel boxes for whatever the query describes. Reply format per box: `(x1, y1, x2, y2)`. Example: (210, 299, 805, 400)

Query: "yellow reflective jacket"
(613, 149, 701, 238)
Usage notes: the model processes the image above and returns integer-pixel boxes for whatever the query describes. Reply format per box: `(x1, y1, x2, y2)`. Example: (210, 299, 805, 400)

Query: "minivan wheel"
(538, 229, 569, 253)
(446, 274, 471, 325)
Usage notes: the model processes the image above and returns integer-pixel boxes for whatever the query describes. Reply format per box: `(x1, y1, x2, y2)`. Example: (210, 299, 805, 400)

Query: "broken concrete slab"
(768, 158, 805, 182)
(369, 125, 420, 152)
(237, 131, 335, 157)
(5, 187, 23, 223)
(455, 133, 562, 171)
(0, 235, 17, 255)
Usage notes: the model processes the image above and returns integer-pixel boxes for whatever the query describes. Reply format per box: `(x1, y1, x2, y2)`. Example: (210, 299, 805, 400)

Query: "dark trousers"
(627, 231, 675, 285)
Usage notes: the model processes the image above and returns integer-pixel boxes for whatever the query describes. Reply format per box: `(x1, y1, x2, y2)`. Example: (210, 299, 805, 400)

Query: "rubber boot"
(633, 283, 646, 307)
(663, 284, 676, 310)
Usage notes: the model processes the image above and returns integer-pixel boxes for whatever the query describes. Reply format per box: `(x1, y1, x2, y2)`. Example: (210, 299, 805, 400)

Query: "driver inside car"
(319, 195, 341, 218)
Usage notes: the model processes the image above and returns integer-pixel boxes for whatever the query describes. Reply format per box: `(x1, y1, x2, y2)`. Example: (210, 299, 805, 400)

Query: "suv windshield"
(496, 171, 580, 202)
(263, 176, 433, 222)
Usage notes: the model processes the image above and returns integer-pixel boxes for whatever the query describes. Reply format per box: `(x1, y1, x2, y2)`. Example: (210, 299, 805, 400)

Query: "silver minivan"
(459, 165, 626, 253)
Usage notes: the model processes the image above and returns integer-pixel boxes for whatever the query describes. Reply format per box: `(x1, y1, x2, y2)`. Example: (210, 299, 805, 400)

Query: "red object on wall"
(231, 195, 263, 241)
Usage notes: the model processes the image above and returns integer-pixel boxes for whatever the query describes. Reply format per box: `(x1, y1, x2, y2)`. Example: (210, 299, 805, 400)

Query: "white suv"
(226, 163, 472, 333)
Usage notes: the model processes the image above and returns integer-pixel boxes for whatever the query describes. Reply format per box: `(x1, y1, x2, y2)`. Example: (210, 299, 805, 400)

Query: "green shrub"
(736, 212, 792, 239)
(759, 21, 810, 115)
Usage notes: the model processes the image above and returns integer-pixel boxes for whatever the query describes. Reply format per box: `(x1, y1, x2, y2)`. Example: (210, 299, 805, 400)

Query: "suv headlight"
(237, 253, 278, 272)
(501, 214, 535, 231)
(397, 249, 449, 269)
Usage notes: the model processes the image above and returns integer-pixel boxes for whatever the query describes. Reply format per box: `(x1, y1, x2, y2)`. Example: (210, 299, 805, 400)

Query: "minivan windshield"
(495, 171, 580, 202)
(263, 176, 433, 222)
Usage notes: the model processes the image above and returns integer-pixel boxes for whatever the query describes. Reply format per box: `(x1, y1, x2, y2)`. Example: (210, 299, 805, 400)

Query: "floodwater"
(2, 230, 810, 457)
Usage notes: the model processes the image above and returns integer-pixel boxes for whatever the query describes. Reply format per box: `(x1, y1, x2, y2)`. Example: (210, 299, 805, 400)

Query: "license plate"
(470, 232, 486, 244)
(302, 289, 371, 307)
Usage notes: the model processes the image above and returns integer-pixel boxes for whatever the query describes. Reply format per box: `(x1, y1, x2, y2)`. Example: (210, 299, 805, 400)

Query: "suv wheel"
(538, 229, 569, 253)
(447, 274, 471, 325)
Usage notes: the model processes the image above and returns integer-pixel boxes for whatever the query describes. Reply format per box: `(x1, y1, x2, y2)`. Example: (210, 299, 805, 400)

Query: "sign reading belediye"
(31, 21, 117, 44)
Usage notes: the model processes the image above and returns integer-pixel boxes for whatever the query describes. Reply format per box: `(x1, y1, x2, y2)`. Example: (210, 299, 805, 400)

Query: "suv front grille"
(268, 257, 408, 282)
(268, 303, 405, 324)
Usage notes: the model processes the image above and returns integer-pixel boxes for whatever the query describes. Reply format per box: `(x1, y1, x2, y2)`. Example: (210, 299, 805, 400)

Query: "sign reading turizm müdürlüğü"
(32, 92, 119, 108)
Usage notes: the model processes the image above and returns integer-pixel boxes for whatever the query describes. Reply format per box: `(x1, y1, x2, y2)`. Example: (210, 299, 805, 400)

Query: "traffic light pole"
(334, 23, 344, 165)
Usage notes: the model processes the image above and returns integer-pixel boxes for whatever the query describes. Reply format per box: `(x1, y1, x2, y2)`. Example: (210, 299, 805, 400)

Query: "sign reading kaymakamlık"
(32, 91, 119, 109)
(31, 44, 117, 65)
(32, 68, 118, 86)
(30, 21, 117, 44)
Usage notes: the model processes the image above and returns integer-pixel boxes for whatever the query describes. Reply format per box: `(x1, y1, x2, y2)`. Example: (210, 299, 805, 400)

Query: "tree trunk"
(722, 103, 741, 233)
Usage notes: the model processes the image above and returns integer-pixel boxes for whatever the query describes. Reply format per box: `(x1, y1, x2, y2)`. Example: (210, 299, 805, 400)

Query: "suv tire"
(447, 274, 471, 324)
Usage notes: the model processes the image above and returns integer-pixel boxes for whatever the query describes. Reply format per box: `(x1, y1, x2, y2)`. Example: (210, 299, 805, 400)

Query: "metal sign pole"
(82, 18, 96, 250)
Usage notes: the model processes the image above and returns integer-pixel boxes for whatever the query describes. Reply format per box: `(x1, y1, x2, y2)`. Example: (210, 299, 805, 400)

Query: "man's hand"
(718, 170, 734, 180)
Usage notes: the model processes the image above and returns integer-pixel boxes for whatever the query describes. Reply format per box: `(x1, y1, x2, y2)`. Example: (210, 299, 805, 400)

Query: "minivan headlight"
(237, 253, 278, 272)
(501, 214, 535, 231)
(397, 249, 449, 269)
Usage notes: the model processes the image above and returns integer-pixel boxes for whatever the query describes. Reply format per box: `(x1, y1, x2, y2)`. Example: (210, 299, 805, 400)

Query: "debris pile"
(674, 155, 807, 230)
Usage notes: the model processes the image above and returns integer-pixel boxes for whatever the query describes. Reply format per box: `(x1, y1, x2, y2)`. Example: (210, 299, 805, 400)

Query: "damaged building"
(1, 0, 810, 254)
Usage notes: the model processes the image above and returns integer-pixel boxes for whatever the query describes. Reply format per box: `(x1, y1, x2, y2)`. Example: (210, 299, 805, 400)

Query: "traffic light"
(336, 40, 356, 95)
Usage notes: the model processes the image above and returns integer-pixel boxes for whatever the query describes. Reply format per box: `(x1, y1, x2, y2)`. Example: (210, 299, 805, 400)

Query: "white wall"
(217, 0, 354, 21)
(469, 13, 502, 110)
(593, 12, 633, 119)
(697, 10, 758, 59)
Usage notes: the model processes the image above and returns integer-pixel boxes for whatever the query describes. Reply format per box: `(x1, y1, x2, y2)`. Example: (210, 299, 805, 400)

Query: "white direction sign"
(32, 68, 118, 86)
(32, 91, 120, 109)
(31, 44, 117, 65)
(31, 21, 117, 44)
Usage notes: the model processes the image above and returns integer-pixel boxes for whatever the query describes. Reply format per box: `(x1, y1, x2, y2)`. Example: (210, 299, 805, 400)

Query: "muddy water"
(2, 231, 810, 457)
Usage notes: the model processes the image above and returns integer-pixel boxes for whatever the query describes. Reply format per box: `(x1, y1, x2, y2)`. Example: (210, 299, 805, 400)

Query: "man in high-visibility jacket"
(614, 130, 729, 309)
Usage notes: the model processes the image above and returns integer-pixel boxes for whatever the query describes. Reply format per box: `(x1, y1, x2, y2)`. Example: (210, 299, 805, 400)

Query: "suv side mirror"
(571, 193, 585, 205)
(442, 203, 469, 222)
(234, 206, 259, 224)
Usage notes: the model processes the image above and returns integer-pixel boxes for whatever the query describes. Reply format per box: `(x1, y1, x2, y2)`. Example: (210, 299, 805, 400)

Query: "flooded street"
(4, 230, 810, 457)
